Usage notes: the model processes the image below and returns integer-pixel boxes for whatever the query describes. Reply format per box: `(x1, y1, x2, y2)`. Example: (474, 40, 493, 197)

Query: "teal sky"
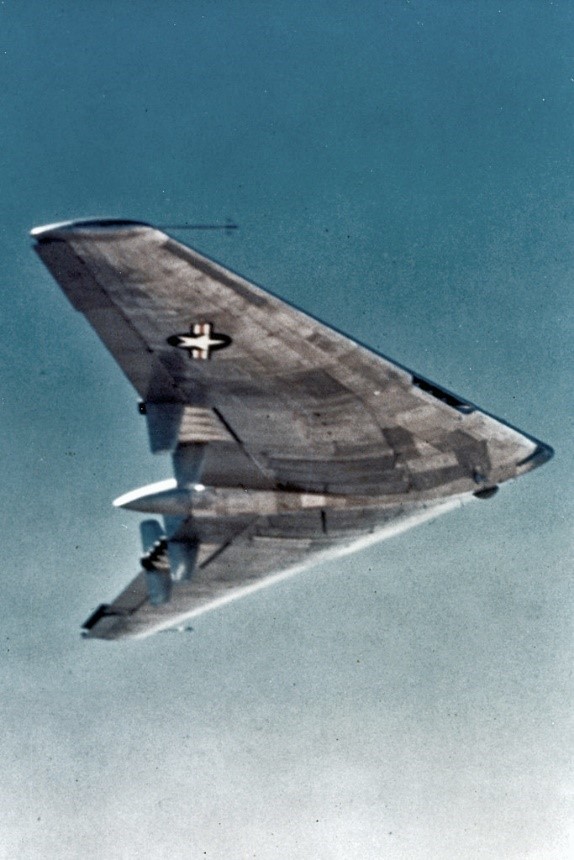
(1, 2, 572, 858)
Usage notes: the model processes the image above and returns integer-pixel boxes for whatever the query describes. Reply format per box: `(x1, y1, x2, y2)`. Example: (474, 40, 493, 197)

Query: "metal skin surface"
(32, 219, 553, 640)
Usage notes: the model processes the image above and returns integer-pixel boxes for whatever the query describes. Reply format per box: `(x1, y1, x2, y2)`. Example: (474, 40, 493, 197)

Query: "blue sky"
(0, 2, 572, 857)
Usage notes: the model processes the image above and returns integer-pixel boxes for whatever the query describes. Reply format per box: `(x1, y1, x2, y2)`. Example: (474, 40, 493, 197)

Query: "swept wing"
(32, 219, 552, 639)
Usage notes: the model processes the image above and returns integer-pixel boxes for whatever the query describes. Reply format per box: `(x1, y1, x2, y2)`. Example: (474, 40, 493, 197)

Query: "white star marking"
(167, 322, 231, 359)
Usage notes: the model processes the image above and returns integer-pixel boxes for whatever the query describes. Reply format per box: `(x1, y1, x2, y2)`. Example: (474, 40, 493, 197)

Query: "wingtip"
(30, 218, 153, 242)
(517, 440, 555, 475)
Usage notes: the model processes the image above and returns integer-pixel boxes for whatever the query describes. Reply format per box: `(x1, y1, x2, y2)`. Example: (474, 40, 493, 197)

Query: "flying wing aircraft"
(32, 219, 553, 640)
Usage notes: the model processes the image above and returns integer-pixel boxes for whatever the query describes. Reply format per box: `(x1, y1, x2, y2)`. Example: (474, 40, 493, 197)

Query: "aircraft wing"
(80, 497, 465, 640)
(32, 219, 552, 640)
(81, 527, 338, 640)
(33, 219, 549, 496)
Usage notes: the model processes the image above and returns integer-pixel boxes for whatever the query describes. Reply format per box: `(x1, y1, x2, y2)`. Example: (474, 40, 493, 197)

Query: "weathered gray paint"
(33, 220, 552, 639)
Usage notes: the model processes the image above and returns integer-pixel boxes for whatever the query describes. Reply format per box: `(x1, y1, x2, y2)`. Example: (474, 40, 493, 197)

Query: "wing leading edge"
(31, 219, 553, 639)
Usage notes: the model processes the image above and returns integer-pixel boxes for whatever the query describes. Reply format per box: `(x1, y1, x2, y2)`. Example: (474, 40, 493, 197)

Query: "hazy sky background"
(1, 2, 572, 857)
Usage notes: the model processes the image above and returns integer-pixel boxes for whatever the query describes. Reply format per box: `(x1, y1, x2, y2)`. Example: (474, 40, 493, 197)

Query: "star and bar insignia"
(167, 322, 232, 360)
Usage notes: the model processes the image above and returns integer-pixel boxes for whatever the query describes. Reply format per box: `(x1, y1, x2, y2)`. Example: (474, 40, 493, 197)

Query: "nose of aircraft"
(516, 440, 555, 476)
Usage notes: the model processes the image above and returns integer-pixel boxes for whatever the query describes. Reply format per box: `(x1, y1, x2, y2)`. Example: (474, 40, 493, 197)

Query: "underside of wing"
(81, 496, 462, 640)
(32, 218, 553, 639)
(82, 532, 337, 640)
(33, 219, 551, 497)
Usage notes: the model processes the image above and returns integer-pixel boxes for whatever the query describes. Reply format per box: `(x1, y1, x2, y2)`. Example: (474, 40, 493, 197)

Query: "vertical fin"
(172, 443, 206, 486)
(168, 540, 200, 582)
